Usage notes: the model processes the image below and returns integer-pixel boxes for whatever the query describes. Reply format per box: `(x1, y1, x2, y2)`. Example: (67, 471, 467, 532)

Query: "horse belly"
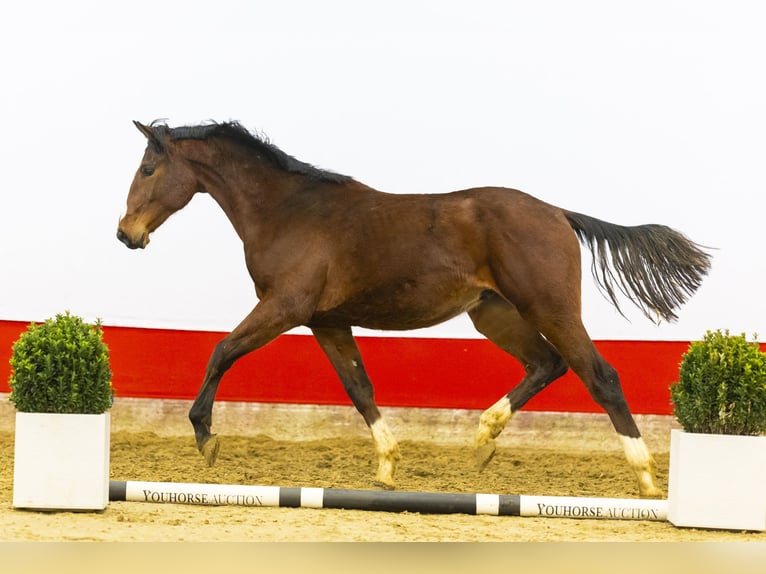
(310, 282, 486, 331)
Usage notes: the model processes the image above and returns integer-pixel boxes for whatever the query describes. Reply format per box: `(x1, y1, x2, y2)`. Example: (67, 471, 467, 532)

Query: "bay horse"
(117, 120, 711, 498)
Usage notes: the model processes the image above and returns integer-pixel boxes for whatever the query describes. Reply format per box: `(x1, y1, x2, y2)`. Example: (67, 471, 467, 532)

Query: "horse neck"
(183, 142, 301, 241)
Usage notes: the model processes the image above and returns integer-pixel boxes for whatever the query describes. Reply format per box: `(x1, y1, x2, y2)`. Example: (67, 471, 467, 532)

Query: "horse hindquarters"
(477, 206, 662, 497)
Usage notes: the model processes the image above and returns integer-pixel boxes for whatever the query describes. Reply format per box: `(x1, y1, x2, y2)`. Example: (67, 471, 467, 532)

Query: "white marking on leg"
(475, 396, 513, 449)
(370, 418, 400, 488)
(618, 435, 662, 498)
(474, 396, 513, 471)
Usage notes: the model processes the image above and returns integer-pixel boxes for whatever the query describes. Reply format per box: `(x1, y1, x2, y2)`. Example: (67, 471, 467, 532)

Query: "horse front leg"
(311, 326, 401, 489)
(189, 344, 230, 466)
(189, 300, 304, 466)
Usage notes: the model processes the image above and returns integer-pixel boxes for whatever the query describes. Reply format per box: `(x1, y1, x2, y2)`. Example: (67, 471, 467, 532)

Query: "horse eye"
(141, 166, 155, 177)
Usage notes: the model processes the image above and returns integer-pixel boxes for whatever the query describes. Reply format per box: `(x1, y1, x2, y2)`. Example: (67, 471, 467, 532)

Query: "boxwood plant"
(9, 311, 113, 414)
(670, 329, 766, 435)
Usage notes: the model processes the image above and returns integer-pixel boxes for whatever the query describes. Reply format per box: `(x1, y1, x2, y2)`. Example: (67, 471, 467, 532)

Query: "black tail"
(564, 211, 712, 323)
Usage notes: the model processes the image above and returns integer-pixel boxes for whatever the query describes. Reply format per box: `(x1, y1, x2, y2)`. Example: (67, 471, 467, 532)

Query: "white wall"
(2, 1, 764, 341)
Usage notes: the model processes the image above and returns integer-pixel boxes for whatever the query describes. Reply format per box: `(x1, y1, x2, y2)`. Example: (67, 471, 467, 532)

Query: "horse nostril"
(117, 228, 143, 249)
(116, 228, 129, 246)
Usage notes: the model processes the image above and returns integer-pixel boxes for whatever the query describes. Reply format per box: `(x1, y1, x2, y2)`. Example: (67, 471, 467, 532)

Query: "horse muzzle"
(116, 227, 149, 249)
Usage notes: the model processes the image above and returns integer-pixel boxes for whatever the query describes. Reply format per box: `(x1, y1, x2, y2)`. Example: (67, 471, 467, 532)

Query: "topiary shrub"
(8, 311, 113, 414)
(670, 329, 766, 435)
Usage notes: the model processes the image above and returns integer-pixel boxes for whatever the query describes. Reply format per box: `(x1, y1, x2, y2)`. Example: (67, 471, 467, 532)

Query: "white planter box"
(13, 412, 110, 511)
(667, 428, 766, 531)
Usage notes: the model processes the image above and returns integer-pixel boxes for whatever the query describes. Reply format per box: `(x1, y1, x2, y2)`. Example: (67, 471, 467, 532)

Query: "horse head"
(117, 121, 198, 249)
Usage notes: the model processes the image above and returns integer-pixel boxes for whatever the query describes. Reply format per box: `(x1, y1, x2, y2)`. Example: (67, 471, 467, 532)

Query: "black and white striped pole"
(109, 480, 667, 521)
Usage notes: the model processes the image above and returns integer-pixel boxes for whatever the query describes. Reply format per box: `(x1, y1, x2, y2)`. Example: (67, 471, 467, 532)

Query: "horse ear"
(133, 120, 165, 152)
(133, 120, 155, 140)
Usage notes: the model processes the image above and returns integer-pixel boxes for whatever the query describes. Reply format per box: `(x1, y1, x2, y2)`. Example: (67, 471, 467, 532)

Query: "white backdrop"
(2, 1, 764, 341)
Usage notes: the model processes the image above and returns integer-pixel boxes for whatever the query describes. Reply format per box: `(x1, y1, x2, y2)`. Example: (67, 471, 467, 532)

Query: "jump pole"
(109, 480, 667, 521)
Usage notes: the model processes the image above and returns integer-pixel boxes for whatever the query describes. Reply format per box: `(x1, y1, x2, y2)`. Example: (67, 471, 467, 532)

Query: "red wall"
(0, 320, 688, 415)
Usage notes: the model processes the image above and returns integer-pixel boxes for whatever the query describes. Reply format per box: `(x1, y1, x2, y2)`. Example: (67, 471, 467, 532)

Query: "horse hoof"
(201, 435, 220, 467)
(373, 479, 396, 491)
(474, 440, 497, 472)
(639, 485, 664, 499)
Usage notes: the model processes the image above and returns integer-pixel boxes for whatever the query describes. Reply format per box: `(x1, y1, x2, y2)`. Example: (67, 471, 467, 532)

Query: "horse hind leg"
(585, 354, 662, 498)
(311, 326, 401, 489)
(468, 292, 568, 471)
(534, 316, 662, 498)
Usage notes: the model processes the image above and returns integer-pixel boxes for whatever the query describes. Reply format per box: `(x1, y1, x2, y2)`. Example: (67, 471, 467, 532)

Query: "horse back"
(262, 184, 574, 330)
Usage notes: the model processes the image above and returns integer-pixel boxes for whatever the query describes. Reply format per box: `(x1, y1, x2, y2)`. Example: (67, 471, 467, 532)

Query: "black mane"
(149, 120, 352, 184)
